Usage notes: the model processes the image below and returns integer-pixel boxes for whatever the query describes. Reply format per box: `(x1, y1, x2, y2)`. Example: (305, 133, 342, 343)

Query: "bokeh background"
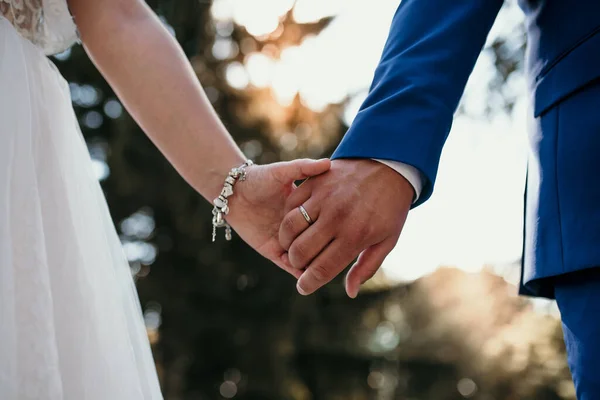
(54, 0, 574, 398)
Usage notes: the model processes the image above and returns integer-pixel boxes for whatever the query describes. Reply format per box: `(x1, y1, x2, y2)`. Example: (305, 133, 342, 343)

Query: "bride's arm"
(68, 0, 247, 199)
(67, 0, 330, 272)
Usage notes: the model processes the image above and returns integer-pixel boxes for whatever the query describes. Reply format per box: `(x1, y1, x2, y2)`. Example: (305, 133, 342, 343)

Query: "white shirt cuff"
(372, 159, 424, 204)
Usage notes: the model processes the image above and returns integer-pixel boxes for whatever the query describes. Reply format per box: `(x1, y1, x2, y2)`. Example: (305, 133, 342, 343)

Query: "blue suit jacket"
(332, 0, 600, 298)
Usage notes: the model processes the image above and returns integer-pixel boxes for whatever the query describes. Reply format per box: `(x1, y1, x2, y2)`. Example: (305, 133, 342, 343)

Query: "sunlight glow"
(271, 46, 301, 105)
(212, 0, 295, 36)
(225, 62, 249, 90)
(245, 52, 274, 87)
(292, 0, 344, 23)
(213, 38, 238, 60)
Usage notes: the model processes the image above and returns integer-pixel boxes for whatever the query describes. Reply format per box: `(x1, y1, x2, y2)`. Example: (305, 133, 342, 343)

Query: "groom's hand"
(279, 159, 414, 297)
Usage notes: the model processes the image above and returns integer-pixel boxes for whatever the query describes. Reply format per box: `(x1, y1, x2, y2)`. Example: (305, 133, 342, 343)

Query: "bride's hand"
(225, 158, 331, 277)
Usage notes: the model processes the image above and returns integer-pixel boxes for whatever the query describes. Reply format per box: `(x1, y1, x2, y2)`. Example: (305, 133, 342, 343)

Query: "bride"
(0, 0, 329, 398)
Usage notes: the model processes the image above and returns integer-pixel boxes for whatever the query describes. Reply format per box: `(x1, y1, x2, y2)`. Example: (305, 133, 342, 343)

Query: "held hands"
(225, 158, 331, 278)
(225, 158, 412, 298)
(278, 159, 414, 297)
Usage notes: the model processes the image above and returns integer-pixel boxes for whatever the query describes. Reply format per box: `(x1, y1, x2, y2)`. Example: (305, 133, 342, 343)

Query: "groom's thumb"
(345, 238, 395, 298)
(275, 158, 331, 183)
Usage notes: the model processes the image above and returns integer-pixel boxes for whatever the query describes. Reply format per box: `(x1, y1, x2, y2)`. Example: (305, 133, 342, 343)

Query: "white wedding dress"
(0, 1, 163, 399)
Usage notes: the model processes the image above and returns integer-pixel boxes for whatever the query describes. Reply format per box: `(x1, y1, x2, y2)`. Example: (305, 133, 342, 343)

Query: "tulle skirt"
(0, 17, 162, 399)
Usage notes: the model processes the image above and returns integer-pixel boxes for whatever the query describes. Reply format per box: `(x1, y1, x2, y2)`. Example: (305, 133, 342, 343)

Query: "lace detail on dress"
(0, 0, 78, 55)
(0, 0, 43, 42)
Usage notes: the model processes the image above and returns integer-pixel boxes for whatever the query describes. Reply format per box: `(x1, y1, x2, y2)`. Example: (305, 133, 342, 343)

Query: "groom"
(278, 0, 600, 397)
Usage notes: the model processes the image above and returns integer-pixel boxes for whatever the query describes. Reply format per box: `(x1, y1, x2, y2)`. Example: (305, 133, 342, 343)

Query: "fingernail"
(348, 288, 358, 299)
(296, 282, 308, 296)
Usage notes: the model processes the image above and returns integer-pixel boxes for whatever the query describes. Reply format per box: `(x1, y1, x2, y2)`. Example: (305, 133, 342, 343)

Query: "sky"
(213, 0, 533, 284)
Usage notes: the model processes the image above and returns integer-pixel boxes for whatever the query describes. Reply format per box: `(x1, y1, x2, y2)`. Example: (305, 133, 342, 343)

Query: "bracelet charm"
(212, 160, 253, 242)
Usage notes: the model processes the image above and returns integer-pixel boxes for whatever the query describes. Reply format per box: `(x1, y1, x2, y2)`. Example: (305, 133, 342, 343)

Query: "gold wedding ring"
(298, 205, 313, 225)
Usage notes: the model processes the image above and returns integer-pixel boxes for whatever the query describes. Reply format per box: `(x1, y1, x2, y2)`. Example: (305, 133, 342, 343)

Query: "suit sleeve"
(332, 0, 504, 207)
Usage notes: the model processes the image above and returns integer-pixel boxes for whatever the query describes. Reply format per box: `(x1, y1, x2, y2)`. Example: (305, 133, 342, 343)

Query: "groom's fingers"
(275, 259, 304, 279)
(344, 237, 397, 298)
(279, 198, 320, 251)
(261, 241, 304, 279)
(287, 218, 333, 269)
(296, 240, 360, 295)
(274, 158, 331, 184)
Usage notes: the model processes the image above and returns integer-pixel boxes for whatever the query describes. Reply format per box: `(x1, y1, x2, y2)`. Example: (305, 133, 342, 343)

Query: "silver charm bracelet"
(212, 160, 254, 242)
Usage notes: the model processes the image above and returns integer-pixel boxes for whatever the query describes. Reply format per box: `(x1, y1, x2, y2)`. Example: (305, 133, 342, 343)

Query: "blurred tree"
(52, 0, 569, 399)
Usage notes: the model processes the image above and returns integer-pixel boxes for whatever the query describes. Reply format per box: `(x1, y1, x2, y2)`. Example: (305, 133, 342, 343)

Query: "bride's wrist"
(199, 154, 246, 201)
